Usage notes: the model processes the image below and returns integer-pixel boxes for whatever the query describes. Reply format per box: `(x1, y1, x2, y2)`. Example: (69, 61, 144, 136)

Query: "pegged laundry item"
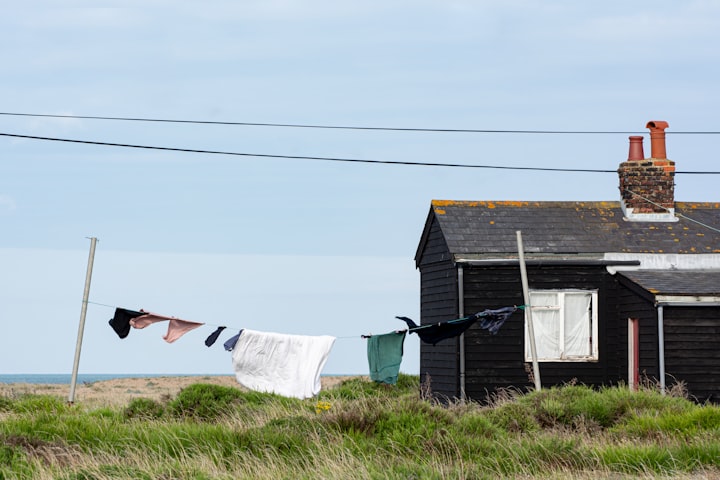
(108, 308, 146, 339)
(366, 330, 406, 385)
(130, 311, 204, 343)
(230, 329, 335, 399)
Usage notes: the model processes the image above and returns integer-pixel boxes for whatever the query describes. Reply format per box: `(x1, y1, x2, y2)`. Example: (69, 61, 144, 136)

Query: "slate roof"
(417, 200, 720, 263)
(618, 270, 720, 297)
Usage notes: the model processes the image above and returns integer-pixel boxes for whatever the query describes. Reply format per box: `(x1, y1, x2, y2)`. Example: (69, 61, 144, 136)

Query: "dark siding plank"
(662, 306, 720, 403)
(417, 225, 460, 400)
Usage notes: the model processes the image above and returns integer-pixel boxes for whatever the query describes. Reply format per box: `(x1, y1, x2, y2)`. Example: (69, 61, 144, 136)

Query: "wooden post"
(517, 231, 541, 391)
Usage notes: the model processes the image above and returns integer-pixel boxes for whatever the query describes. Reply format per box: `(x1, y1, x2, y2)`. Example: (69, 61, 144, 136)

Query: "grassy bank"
(1, 375, 719, 479)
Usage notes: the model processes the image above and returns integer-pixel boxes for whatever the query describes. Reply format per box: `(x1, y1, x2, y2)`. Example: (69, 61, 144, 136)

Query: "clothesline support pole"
(68, 236, 98, 404)
(517, 231, 541, 392)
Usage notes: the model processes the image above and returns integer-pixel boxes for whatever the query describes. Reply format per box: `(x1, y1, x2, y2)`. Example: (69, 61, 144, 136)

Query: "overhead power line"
(0, 131, 616, 172)
(2, 131, 720, 174)
(2, 111, 720, 134)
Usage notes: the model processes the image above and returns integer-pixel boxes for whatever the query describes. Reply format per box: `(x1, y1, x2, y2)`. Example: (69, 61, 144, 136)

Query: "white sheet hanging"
(231, 329, 336, 399)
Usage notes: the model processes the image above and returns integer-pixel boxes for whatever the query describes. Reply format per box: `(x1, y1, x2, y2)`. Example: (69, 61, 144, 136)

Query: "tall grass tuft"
(124, 398, 165, 420)
(167, 383, 246, 421)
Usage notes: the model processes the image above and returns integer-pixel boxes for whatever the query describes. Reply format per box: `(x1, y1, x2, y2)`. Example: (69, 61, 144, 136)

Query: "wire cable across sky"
(3, 111, 720, 134)
(0, 131, 616, 173)
(3, 131, 720, 174)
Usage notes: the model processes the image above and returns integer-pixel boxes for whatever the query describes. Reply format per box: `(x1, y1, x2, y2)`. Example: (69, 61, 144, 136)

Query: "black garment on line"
(396, 316, 477, 345)
(108, 308, 146, 339)
(396, 306, 518, 345)
(204, 326, 227, 347)
(475, 306, 517, 335)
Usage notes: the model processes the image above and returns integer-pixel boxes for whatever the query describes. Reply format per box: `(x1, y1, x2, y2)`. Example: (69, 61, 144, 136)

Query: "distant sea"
(0, 373, 349, 384)
(0, 374, 231, 385)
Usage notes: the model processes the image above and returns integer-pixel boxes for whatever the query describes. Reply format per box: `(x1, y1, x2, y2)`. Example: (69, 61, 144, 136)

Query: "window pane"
(564, 293, 591, 357)
(531, 293, 558, 307)
(533, 308, 561, 359)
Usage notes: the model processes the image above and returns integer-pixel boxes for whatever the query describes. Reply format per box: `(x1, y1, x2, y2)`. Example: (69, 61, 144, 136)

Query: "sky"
(2, 1, 720, 377)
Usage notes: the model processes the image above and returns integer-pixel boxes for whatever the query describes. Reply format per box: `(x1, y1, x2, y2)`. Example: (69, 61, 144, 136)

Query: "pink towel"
(130, 311, 204, 343)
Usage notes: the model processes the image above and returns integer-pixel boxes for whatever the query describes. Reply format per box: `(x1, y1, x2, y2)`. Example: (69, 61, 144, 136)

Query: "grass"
(0, 375, 719, 479)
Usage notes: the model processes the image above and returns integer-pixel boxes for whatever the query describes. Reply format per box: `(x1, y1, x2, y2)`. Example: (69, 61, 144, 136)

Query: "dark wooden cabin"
(413, 122, 720, 403)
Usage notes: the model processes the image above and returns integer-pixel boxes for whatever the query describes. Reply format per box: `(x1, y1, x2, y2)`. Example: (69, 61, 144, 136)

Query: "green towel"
(367, 331, 406, 385)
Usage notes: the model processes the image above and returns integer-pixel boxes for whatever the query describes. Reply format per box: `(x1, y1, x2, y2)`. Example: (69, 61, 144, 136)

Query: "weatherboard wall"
(662, 306, 720, 403)
(417, 217, 460, 399)
(418, 253, 720, 402)
(460, 265, 627, 402)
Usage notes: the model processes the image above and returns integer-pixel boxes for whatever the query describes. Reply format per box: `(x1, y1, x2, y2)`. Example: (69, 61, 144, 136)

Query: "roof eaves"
(655, 295, 720, 305)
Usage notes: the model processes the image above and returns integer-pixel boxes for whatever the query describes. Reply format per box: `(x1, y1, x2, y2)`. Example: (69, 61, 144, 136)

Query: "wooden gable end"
(415, 209, 453, 268)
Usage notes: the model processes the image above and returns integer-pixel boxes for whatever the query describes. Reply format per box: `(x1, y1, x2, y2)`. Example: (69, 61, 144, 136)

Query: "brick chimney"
(617, 121, 676, 221)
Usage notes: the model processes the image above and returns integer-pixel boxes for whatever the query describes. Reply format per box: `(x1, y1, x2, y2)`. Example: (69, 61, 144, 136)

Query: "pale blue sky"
(2, 1, 720, 376)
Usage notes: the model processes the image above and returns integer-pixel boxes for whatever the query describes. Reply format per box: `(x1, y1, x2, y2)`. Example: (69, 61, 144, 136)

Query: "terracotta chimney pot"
(646, 120, 669, 159)
(627, 136, 644, 161)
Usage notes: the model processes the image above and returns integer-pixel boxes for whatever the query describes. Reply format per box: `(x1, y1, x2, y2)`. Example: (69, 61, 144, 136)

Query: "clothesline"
(400, 305, 525, 332)
(95, 299, 523, 345)
(396, 306, 522, 345)
(99, 301, 524, 398)
(88, 300, 236, 330)
(90, 300, 392, 341)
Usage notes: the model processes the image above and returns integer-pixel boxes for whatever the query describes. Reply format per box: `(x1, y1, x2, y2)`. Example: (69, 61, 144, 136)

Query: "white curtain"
(528, 291, 592, 360)
(529, 293, 560, 360)
(564, 293, 591, 357)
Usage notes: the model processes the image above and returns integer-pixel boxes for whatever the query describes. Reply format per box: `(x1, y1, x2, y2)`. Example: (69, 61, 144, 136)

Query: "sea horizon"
(0, 373, 356, 384)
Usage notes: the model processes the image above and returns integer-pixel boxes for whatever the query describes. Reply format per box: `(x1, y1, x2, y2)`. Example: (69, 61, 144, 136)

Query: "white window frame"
(524, 289, 599, 362)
